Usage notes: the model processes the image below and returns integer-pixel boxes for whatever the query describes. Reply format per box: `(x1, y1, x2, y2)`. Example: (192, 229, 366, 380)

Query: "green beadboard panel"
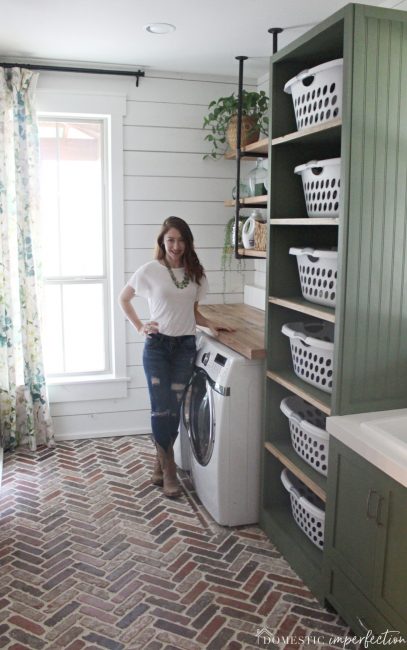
(337, 7, 407, 414)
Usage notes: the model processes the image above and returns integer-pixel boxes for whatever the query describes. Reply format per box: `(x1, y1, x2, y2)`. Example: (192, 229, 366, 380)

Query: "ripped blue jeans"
(143, 333, 196, 452)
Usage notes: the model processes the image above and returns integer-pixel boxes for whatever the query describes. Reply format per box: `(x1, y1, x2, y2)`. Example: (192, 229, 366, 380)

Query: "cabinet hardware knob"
(366, 489, 377, 520)
(376, 495, 385, 526)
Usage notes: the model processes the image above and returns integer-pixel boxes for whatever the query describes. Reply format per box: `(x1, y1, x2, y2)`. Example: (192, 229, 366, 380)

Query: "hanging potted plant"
(203, 90, 269, 159)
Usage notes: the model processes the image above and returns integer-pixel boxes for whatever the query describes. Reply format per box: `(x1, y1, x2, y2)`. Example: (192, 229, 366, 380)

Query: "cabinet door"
(374, 479, 407, 635)
(325, 440, 381, 596)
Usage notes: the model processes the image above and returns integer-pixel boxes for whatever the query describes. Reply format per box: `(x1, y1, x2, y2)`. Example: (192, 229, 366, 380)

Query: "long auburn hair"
(154, 216, 205, 285)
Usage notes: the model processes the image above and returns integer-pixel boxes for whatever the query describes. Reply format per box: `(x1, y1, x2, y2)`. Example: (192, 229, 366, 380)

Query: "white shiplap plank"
(124, 201, 236, 225)
(124, 125, 211, 154)
(124, 101, 208, 129)
(127, 366, 147, 389)
(124, 151, 242, 179)
(51, 387, 150, 417)
(224, 293, 245, 304)
(53, 409, 151, 439)
(124, 177, 234, 202)
(126, 76, 245, 105)
(205, 270, 246, 294)
(126, 342, 145, 366)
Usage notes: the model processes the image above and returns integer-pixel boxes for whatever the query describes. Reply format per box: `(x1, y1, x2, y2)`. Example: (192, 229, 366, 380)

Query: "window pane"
(39, 127, 61, 277)
(39, 120, 104, 278)
(42, 285, 64, 375)
(63, 284, 106, 373)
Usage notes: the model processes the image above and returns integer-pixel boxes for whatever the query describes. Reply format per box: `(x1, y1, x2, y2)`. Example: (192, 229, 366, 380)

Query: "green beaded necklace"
(164, 258, 190, 289)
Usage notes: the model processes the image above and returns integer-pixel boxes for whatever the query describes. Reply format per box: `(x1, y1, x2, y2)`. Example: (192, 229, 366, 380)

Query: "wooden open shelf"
(267, 369, 332, 415)
(265, 440, 327, 502)
(269, 296, 335, 323)
(238, 248, 266, 258)
(272, 118, 342, 146)
(224, 136, 269, 160)
(224, 195, 268, 207)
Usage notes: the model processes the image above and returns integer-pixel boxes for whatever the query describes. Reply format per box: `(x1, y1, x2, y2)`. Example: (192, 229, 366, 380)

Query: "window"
(36, 88, 127, 402)
(39, 118, 109, 376)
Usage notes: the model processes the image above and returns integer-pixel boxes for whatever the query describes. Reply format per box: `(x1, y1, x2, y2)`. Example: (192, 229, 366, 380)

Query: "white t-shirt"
(127, 260, 208, 336)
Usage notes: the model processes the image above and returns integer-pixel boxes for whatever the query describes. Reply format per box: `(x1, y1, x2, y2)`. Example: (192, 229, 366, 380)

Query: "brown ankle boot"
(156, 444, 182, 498)
(151, 453, 163, 486)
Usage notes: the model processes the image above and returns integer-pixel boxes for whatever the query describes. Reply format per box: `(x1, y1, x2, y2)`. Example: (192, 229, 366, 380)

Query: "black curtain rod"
(0, 62, 145, 86)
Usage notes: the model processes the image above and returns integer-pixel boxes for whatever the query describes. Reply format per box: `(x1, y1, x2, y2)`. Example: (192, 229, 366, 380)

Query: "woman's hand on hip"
(138, 321, 159, 337)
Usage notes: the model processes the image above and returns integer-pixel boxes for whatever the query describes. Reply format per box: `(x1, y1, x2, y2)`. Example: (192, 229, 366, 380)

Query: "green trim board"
(260, 506, 325, 604)
(334, 5, 407, 414)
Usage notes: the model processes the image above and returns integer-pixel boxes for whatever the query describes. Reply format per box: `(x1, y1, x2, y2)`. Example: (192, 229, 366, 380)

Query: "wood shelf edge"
(269, 296, 335, 323)
(267, 370, 331, 415)
(224, 195, 268, 207)
(264, 441, 326, 502)
(272, 117, 342, 146)
(238, 248, 266, 258)
(224, 137, 269, 159)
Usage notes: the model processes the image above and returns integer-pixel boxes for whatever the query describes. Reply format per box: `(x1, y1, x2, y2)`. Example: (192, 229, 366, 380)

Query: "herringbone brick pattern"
(0, 437, 355, 649)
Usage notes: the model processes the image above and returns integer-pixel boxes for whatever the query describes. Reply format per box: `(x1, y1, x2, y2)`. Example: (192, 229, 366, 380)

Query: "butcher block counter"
(197, 304, 266, 360)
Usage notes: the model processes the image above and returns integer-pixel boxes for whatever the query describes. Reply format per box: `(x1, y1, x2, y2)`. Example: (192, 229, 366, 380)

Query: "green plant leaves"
(202, 90, 269, 159)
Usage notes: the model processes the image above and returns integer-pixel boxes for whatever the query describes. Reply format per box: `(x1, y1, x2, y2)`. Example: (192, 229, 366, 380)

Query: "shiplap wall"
(37, 69, 257, 440)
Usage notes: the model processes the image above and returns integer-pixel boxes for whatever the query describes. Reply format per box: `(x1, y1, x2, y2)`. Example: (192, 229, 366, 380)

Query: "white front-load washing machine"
(177, 333, 264, 526)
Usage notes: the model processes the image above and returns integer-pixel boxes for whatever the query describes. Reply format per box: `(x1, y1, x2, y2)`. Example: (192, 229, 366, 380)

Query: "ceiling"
(0, 0, 405, 79)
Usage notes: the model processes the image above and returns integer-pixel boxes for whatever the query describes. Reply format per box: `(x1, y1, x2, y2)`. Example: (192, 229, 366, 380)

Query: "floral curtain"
(0, 67, 54, 451)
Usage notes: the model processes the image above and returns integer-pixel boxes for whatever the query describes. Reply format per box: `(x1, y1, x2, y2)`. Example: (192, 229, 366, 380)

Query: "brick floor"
(0, 436, 358, 649)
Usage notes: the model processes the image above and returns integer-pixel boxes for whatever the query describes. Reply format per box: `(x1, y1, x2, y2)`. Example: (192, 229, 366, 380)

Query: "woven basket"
(226, 115, 260, 151)
(254, 221, 267, 251)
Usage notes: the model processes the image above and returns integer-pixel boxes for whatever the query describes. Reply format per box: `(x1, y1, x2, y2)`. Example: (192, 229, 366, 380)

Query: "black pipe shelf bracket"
(233, 29, 282, 260)
(0, 62, 145, 86)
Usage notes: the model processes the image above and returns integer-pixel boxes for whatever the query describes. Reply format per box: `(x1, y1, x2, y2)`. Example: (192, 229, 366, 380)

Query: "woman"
(119, 216, 232, 498)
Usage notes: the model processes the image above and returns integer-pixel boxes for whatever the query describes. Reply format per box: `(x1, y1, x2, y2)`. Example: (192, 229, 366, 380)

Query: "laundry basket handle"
(280, 398, 302, 425)
(297, 69, 315, 86)
(281, 469, 301, 500)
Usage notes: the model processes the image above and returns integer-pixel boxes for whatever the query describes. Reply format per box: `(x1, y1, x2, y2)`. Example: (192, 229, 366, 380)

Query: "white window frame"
(37, 89, 128, 402)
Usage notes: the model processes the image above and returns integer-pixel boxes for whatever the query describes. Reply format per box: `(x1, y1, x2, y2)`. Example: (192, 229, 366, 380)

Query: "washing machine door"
(184, 367, 215, 466)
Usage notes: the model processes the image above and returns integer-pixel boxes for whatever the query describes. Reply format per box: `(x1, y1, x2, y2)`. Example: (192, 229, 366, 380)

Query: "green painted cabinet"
(260, 1, 407, 609)
(324, 437, 407, 639)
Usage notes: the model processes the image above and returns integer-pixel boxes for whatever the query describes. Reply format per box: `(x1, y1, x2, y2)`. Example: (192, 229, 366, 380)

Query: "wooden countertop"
(197, 303, 266, 360)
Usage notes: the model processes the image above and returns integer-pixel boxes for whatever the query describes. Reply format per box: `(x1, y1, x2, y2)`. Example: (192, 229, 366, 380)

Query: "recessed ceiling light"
(144, 23, 176, 35)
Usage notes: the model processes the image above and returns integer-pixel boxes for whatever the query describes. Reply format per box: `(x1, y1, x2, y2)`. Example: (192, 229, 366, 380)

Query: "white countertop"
(327, 408, 407, 487)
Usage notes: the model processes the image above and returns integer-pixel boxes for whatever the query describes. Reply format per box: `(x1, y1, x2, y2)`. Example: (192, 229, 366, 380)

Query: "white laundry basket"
(282, 321, 334, 393)
(281, 469, 325, 549)
(294, 158, 341, 218)
(280, 396, 329, 476)
(284, 59, 343, 130)
(289, 247, 338, 307)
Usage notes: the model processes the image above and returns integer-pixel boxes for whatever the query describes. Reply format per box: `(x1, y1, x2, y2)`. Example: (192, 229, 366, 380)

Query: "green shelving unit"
(261, 2, 407, 608)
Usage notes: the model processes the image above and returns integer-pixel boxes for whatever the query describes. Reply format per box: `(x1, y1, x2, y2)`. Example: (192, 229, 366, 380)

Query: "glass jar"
(232, 182, 250, 200)
(247, 157, 268, 197)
